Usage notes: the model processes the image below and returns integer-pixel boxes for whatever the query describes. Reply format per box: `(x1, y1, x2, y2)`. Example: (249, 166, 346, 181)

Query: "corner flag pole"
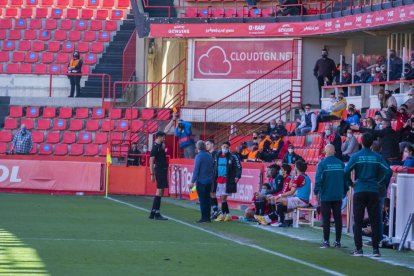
(105, 146, 112, 198)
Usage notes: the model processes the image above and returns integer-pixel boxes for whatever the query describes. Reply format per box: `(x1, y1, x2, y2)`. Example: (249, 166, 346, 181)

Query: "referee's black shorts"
(155, 167, 169, 189)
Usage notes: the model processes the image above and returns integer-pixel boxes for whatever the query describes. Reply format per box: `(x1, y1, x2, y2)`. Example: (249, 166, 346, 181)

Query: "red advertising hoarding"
(194, 40, 295, 79)
(150, 4, 414, 38)
(0, 159, 103, 192)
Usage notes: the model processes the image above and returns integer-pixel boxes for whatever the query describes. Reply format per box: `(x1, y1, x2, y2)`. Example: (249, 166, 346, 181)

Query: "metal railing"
(122, 30, 137, 90)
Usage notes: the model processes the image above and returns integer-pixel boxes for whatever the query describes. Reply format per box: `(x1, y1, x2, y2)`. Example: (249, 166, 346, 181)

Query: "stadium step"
(144, 0, 177, 18)
(0, 96, 11, 129)
(80, 17, 136, 99)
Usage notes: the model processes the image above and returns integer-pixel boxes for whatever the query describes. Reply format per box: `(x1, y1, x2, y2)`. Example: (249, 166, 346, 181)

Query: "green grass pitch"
(0, 193, 413, 275)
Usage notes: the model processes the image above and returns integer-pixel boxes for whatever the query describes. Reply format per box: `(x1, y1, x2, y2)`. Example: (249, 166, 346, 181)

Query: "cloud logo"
(197, 46, 231, 76)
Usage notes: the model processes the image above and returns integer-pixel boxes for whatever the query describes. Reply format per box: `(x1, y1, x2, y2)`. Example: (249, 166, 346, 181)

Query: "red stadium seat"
(39, 0, 54, 6)
(41, 52, 55, 63)
(76, 42, 89, 53)
(0, 131, 13, 143)
(3, 41, 15, 51)
(115, 0, 129, 8)
(262, 8, 275, 17)
(102, 0, 114, 9)
(91, 42, 104, 53)
(101, 120, 114, 131)
(29, 19, 42, 29)
(68, 31, 81, 41)
(110, 132, 123, 145)
(39, 143, 53, 155)
(62, 42, 74, 53)
(4, 118, 18, 130)
(104, 21, 117, 31)
(51, 8, 64, 19)
(25, 52, 39, 63)
(30, 143, 38, 154)
(14, 19, 27, 29)
(141, 109, 155, 120)
(74, 20, 88, 31)
(75, 108, 89, 119)
(54, 144, 68, 155)
(131, 120, 143, 132)
(69, 144, 84, 156)
(58, 107, 72, 118)
(55, 0, 69, 7)
(32, 41, 45, 52)
(34, 64, 47, 74)
(0, 143, 8, 154)
(47, 41, 60, 52)
(71, 0, 85, 8)
(19, 64, 32, 73)
(9, 30, 22, 40)
(18, 41, 31, 52)
(60, 20, 73, 31)
(56, 53, 69, 64)
(157, 109, 171, 120)
(0, 52, 10, 62)
(116, 120, 129, 131)
(23, 30, 37, 40)
(199, 8, 211, 18)
(85, 119, 100, 131)
(91, 108, 105, 119)
(86, 0, 100, 8)
(38, 30, 51, 40)
(36, 119, 51, 130)
(81, 9, 94, 20)
(26, 106, 40, 118)
(46, 132, 61, 144)
(99, 144, 108, 156)
(95, 9, 108, 20)
(90, 20, 103, 31)
(35, 8, 49, 18)
(212, 8, 224, 17)
(124, 108, 138, 120)
(45, 19, 58, 30)
(20, 8, 34, 18)
(48, 64, 61, 74)
(125, 133, 138, 144)
(62, 131, 76, 144)
(0, 19, 13, 29)
(110, 9, 124, 20)
(9, 106, 23, 118)
(78, 132, 92, 144)
(84, 53, 97, 64)
(12, 51, 25, 62)
(146, 122, 158, 133)
(66, 8, 79, 19)
(52, 119, 67, 130)
(85, 144, 98, 156)
(0, 30, 6, 40)
(185, 7, 198, 17)
(68, 119, 84, 131)
(31, 131, 44, 143)
(97, 31, 110, 42)
(94, 132, 107, 144)
(43, 107, 56, 118)
(5, 8, 19, 18)
(54, 30, 67, 41)
(110, 108, 122, 120)
(6, 64, 19, 74)
(20, 118, 35, 130)
(83, 31, 96, 42)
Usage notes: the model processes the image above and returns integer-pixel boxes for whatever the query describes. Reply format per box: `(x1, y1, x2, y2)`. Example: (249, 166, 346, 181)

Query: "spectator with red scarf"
(318, 124, 342, 160)
(395, 104, 410, 130)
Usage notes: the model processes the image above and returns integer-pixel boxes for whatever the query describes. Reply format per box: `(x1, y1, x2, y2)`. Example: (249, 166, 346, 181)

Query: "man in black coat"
(313, 49, 338, 105)
(214, 141, 242, 222)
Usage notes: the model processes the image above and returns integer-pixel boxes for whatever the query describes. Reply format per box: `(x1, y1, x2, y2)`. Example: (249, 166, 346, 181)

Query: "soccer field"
(0, 194, 413, 276)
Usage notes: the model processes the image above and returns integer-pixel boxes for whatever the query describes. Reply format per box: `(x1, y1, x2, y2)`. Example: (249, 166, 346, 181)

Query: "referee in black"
(149, 131, 168, 220)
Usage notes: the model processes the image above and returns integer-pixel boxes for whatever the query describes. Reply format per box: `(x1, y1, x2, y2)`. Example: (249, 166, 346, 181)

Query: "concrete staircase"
(0, 96, 10, 128)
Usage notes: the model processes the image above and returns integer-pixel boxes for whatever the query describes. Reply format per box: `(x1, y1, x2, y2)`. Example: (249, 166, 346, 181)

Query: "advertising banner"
(193, 40, 295, 79)
(150, 4, 414, 38)
(0, 160, 103, 191)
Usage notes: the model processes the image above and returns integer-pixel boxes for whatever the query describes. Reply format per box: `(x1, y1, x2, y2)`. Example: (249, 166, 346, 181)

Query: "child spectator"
(282, 145, 304, 165)
(403, 145, 414, 167)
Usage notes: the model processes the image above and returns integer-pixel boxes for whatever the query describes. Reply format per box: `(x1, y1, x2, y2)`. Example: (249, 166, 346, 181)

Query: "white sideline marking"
(106, 196, 345, 276)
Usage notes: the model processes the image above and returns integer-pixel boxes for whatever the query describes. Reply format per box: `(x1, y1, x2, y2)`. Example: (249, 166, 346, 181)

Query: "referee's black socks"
(152, 196, 161, 212)
(222, 201, 229, 214)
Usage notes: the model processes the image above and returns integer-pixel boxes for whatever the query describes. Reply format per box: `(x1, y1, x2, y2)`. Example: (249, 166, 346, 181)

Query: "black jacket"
(215, 151, 242, 194)
(282, 152, 304, 165)
(361, 127, 401, 160)
(313, 57, 337, 78)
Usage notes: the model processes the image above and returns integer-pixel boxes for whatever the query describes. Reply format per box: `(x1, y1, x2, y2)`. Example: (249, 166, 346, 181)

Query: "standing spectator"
(11, 124, 32, 155)
(319, 93, 347, 122)
(403, 145, 414, 167)
(344, 133, 392, 257)
(190, 141, 214, 223)
(378, 89, 398, 120)
(313, 49, 338, 105)
(214, 142, 242, 222)
(403, 89, 414, 115)
(67, 50, 83, 98)
(295, 105, 317, 135)
(339, 70, 352, 96)
(341, 129, 359, 161)
(149, 132, 169, 220)
(315, 144, 349, 249)
(175, 119, 195, 159)
(127, 143, 141, 166)
(319, 124, 342, 160)
(282, 144, 304, 165)
(401, 63, 414, 80)
(389, 49, 403, 81)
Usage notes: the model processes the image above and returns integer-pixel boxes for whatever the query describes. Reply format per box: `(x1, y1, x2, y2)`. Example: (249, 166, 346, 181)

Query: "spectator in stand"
(277, 0, 305, 16)
(240, 142, 251, 161)
(10, 124, 32, 155)
(395, 104, 410, 130)
(258, 131, 272, 152)
(313, 49, 338, 105)
(364, 117, 376, 130)
(269, 133, 285, 160)
(175, 119, 195, 159)
(399, 115, 414, 152)
(282, 144, 304, 165)
(339, 106, 361, 135)
(356, 55, 370, 72)
(295, 105, 317, 135)
(403, 145, 414, 167)
(344, 133, 392, 257)
(267, 119, 278, 135)
(127, 143, 141, 166)
(315, 144, 349, 249)
(376, 55, 386, 67)
(319, 93, 337, 114)
(269, 120, 288, 137)
(319, 93, 347, 122)
(339, 70, 352, 96)
(374, 114, 384, 130)
(251, 132, 260, 146)
(403, 89, 414, 115)
(140, 145, 150, 166)
(378, 89, 398, 120)
(341, 129, 359, 161)
(246, 142, 262, 162)
(389, 49, 403, 81)
(277, 139, 291, 160)
(351, 120, 401, 165)
(67, 50, 83, 98)
(371, 66, 386, 82)
(319, 124, 342, 160)
(402, 63, 414, 80)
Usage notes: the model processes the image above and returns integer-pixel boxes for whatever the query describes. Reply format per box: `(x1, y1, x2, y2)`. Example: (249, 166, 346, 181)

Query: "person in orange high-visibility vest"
(240, 142, 251, 161)
(247, 143, 261, 162)
(67, 50, 83, 97)
(258, 131, 272, 152)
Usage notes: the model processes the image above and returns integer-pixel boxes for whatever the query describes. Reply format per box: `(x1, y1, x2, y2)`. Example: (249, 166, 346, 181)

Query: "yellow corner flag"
(105, 146, 112, 197)
(106, 146, 112, 167)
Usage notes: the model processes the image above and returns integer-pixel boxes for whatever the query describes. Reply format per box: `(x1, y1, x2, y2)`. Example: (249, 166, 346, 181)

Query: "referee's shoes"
(149, 212, 168, 220)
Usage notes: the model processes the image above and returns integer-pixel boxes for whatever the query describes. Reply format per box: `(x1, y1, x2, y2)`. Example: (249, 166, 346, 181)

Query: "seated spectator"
(246, 142, 262, 162)
(240, 142, 251, 161)
(339, 106, 361, 135)
(319, 124, 342, 160)
(374, 114, 384, 130)
(277, 139, 291, 160)
(318, 93, 347, 122)
(127, 143, 141, 166)
(395, 104, 410, 130)
(282, 144, 304, 165)
(319, 93, 337, 115)
(341, 129, 359, 161)
(339, 70, 352, 96)
(251, 132, 260, 146)
(403, 89, 414, 115)
(267, 119, 277, 135)
(348, 104, 362, 119)
(399, 115, 414, 152)
(402, 63, 414, 80)
(277, 0, 305, 16)
(258, 131, 272, 152)
(274, 120, 288, 137)
(269, 133, 285, 160)
(295, 104, 317, 135)
(378, 89, 398, 120)
(403, 145, 414, 167)
(363, 117, 376, 129)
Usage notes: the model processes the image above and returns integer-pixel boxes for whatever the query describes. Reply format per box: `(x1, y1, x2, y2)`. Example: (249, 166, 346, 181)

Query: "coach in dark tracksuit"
(190, 141, 214, 223)
(344, 133, 392, 257)
(314, 144, 349, 249)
